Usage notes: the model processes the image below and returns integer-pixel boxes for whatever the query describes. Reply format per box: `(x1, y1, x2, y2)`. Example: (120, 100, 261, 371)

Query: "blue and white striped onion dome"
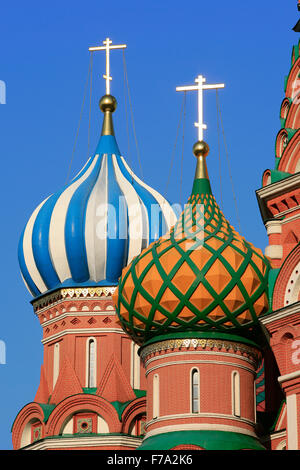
(18, 95, 178, 298)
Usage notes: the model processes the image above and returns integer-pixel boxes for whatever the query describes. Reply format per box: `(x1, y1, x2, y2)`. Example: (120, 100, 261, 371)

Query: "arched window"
(191, 368, 200, 413)
(153, 374, 160, 419)
(87, 338, 97, 388)
(53, 343, 60, 389)
(232, 371, 241, 417)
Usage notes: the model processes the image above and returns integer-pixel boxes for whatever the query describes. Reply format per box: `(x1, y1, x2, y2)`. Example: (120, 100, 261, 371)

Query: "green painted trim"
(134, 389, 146, 398)
(138, 430, 265, 450)
(267, 268, 280, 309)
(82, 387, 97, 395)
(286, 128, 297, 140)
(275, 157, 280, 170)
(269, 170, 291, 184)
(111, 400, 132, 421)
(142, 331, 260, 349)
(39, 403, 56, 423)
(191, 178, 212, 197)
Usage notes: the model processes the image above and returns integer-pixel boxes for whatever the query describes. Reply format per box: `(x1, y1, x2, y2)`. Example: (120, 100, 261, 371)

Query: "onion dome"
(18, 94, 177, 298)
(114, 140, 271, 345)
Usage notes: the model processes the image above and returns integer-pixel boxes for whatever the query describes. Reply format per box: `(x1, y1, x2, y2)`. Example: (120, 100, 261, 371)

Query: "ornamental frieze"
(140, 338, 261, 364)
(33, 286, 117, 312)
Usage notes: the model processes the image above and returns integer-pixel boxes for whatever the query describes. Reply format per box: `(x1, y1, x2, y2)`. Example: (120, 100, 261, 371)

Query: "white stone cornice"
(259, 301, 300, 326)
(256, 173, 300, 200)
(144, 423, 257, 440)
(146, 412, 256, 429)
(278, 370, 300, 384)
(41, 328, 125, 344)
(23, 434, 141, 450)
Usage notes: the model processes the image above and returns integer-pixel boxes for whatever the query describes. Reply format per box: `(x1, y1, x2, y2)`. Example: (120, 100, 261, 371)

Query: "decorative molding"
(33, 287, 117, 312)
(41, 311, 116, 328)
(41, 328, 125, 344)
(23, 434, 141, 450)
(144, 423, 257, 440)
(145, 359, 256, 378)
(144, 349, 257, 368)
(145, 411, 256, 429)
(260, 301, 300, 326)
(278, 370, 300, 384)
(257, 173, 300, 200)
(140, 338, 261, 364)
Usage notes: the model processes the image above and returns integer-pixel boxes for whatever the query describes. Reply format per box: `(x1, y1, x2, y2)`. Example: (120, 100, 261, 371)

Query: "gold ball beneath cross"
(193, 140, 210, 158)
(99, 95, 117, 113)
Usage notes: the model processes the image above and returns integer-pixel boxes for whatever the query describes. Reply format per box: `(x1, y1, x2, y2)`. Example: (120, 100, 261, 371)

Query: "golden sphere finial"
(193, 140, 210, 158)
(99, 94, 117, 113)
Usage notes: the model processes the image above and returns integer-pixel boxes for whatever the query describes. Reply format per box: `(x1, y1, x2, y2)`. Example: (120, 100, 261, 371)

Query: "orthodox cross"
(176, 75, 225, 141)
(89, 38, 127, 95)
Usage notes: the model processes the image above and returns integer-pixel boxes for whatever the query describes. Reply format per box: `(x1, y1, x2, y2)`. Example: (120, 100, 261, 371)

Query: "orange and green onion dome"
(114, 141, 270, 346)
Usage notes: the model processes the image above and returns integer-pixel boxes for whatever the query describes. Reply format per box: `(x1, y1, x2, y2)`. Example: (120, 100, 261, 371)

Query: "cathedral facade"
(11, 8, 300, 451)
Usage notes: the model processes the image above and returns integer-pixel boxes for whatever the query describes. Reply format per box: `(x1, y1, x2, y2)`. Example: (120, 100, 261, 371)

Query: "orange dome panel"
(142, 264, 164, 298)
(205, 259, 231, 295)
(134, 292, 152, 318)
(223, 285, 245, 311)
(120, 302, 130, 322)
(135, 251, 154, 278)
(171, 262, 196, 295)
(153, 310, 168, 324)
(179, 306, 197, 321)
(133, 316, 146, 329)
(207, 306, 226, 321)
(253, 292, 269, 316)
(251, 251, 266, 275)
(221, 246, 244, 271)
(159, 248, 181, 275)
(189, 246, 212, 269)
(205, 237, 223, 251)
(236, 309, 253, 325)
(232, 239, 247, 253)
(189, 283, 214, 310)
(240, 265, 261, 297)
(122, 272, 135, 303)
(156, 239, 172, 254)
(160, 288, 180, 312)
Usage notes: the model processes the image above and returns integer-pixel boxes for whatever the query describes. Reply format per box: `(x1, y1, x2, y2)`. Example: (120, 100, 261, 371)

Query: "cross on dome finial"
(176, 75, 225, 141)
(89, 38, 127, 95)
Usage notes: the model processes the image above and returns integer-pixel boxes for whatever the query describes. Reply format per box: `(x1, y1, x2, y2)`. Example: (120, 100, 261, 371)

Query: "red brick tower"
(12, 39, 177, 450)
(256, 5, 300, 450)
(115, 129, 271, 450)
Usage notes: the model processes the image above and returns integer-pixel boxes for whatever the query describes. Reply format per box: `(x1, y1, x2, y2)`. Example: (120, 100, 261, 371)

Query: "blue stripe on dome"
(31, 156, 96, 290)
(65, 155, 102, 283)
(95, 135, 121, 156)
(18, 229, 41, 297)
(105, 155, 128, 282)
(116, 155, 162, 242)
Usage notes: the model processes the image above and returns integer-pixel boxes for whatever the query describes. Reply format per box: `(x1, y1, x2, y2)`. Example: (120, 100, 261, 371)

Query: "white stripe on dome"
(140, 197, 149, 250)
(23, 197, 50, 293)
(112, 155, 143, 264)
(120, 156, 177, 228)
(49, 156, 100, 283)
(85, 154, 108, 282)
(70, 157, 91, 182)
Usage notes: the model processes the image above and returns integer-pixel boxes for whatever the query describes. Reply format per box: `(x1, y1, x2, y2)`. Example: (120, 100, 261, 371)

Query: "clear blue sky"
(0, 0, 297, 449)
